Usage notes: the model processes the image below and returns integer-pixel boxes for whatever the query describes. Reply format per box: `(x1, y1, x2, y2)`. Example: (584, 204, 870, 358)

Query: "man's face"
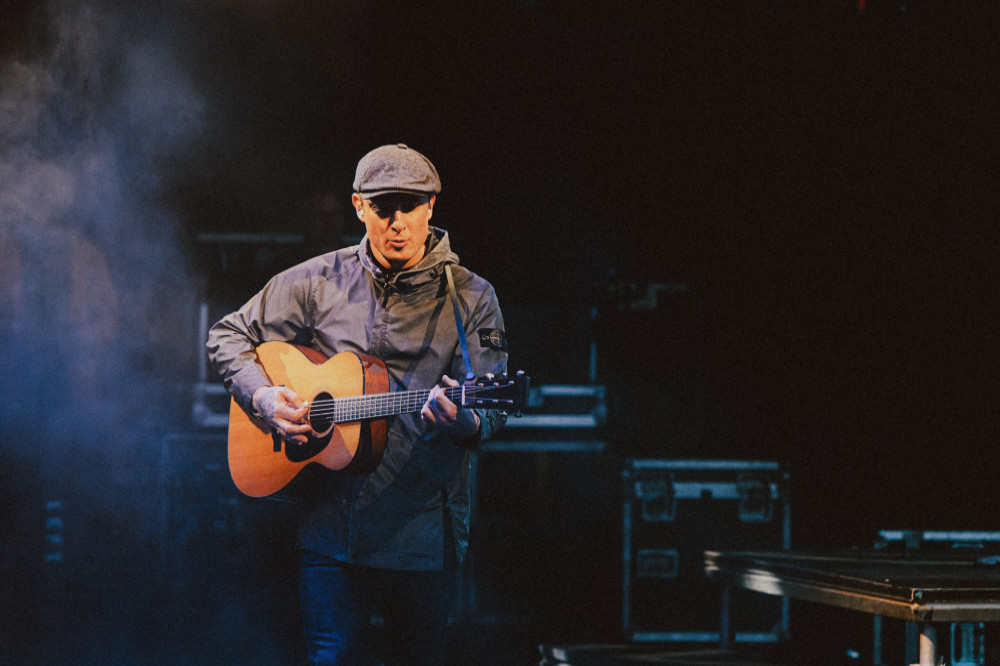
(352, 193, 435, 270)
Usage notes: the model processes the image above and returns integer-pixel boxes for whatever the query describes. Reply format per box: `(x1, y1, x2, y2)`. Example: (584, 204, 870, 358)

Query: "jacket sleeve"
(205, 272, 312, 412)
(453, 275, 510, 447)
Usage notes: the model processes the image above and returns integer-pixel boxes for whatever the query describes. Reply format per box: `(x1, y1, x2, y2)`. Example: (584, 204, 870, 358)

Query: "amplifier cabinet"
(622, 459, 790, 643)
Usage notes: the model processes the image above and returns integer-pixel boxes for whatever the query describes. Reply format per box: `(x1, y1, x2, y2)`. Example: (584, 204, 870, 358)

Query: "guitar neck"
(325, 386, 465, 424)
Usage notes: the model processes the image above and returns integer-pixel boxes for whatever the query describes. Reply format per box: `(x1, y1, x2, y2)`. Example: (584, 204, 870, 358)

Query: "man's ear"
(351, 192, 365, 220)
(427, 194, 436, 218)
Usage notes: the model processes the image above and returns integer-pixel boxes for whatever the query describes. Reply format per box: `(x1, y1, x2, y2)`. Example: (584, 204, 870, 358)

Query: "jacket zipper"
(380, 272, 399, 308)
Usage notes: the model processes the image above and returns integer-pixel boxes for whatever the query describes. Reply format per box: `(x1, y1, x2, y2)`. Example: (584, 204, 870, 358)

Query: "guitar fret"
(325, 386, 482, 424)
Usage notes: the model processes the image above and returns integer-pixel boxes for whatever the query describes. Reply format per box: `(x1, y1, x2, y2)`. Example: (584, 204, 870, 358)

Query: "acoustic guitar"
(228, 341, 530, 497)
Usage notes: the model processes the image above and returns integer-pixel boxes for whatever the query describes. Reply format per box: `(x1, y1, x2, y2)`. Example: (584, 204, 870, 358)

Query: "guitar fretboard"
(309, 386, 467, 423)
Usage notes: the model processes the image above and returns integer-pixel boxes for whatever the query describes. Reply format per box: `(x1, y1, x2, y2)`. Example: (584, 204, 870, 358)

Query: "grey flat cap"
(353, 143, 441, 198)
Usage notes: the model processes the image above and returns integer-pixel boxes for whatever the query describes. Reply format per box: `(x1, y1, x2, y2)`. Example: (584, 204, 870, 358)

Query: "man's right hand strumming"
(251, 385, 313, 446)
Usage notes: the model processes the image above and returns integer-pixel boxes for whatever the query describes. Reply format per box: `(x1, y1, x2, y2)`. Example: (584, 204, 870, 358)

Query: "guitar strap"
(444, 263, 476, 382)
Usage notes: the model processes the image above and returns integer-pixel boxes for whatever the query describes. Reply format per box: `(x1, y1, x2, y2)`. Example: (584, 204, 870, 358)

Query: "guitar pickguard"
(275, 430, 332, 464)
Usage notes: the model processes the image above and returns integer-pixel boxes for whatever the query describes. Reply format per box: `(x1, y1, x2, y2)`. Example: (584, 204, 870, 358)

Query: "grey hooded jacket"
(206, 227, 508, 570)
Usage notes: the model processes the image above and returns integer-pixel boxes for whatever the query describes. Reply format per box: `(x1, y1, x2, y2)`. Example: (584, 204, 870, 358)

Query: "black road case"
(622, 459, 790, 643)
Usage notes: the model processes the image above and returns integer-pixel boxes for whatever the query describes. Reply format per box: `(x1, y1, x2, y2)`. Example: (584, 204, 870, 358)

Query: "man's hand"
(421, 375, 480, 440)
(251, 385, 313, 446)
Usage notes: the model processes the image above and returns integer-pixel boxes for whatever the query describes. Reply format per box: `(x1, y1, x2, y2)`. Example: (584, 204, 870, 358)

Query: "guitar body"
(228, 342, 388, 497)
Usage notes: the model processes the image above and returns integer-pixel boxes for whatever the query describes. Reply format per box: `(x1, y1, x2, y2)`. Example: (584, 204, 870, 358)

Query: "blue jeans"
(299, 551, 453, 666)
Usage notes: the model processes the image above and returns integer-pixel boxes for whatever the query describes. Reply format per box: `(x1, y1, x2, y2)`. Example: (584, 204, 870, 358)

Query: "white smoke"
(1, 3, 208, 659)
(1, 0, 205, 435)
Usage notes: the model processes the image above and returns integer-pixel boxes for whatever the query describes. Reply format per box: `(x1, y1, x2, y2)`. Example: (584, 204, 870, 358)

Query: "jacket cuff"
(469, 407, 508, 445)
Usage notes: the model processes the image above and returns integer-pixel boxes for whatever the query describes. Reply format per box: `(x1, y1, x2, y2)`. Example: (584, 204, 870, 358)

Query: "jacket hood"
(356, 226, 459, 289)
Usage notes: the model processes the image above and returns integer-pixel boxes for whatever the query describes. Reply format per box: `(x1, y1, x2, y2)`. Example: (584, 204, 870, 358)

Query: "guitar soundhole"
(309, 391, 335, 434)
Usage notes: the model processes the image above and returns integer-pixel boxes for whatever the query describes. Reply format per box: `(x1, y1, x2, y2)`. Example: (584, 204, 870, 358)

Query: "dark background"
(1, 0, 997, 663)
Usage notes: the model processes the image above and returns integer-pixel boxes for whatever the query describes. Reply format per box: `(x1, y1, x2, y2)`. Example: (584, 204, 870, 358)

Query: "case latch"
(636, 473, 676, 522)
(738, 474, 773, 523)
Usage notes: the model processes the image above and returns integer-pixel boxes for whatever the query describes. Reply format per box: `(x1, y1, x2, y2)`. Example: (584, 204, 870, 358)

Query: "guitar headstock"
(464, 370, 530, 415)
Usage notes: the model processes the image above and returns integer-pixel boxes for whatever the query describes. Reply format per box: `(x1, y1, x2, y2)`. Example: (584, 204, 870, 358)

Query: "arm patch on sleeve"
(478, 328, 508, 352)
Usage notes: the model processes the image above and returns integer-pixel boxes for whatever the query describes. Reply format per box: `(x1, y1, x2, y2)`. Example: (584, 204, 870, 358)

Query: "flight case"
(622, 459, 790, 643)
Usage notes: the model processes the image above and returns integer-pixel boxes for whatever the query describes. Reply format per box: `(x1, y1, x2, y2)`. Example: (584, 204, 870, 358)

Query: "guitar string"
(305, 385, 514, 421)
(307, 386, 502, 413)
(307, 387, 460, 414)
